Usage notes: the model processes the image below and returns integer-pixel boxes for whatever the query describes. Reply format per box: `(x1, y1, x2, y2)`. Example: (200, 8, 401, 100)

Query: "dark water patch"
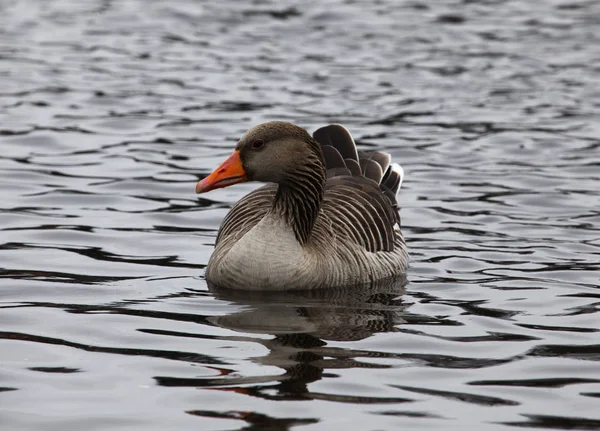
(183, 101, 275, 112)
(391, 353, 516, 369)
(469, 377, 600, 388)
(24, 301, 215, 326)
(137, 328, 222, 341)
(526, 344, 600, 361)
(517, 323, 599, 333)
(391, 385, 519, 406)
(1, 242, 201, 269)
(307, 392, 414, 404)
(2, 223, 95, 233)
(242, 7, 302, 20)
(187, 410, 319, 429)
(401, 329, 540, 343)
(0, 331, 226, 365)
(28, 367, 81, 373)
(0, 269, 141, 284)
(376, 410, 441, 418)
(435, 14, 466, 24)
(418, 298, 522, 320)
(500, 414, 600, 430)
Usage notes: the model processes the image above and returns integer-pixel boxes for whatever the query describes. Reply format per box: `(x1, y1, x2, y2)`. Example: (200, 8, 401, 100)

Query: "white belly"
(209, 215, 311, 290)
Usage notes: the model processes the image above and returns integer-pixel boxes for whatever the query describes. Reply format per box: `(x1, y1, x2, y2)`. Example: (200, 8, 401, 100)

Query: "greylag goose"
(196, 121, 408, 290)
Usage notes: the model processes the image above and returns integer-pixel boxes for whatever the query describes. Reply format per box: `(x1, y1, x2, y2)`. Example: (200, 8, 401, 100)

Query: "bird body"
(196, 122, 408, 291)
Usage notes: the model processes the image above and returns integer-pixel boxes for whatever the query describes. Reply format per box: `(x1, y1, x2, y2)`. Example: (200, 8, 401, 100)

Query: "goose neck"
(271, 163, 325, 245)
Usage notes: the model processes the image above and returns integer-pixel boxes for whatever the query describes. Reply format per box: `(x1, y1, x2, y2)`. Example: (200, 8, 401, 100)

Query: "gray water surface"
(1, 1, 599, 430)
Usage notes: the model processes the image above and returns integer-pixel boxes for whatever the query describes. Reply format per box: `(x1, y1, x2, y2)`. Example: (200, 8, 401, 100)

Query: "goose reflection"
(196, 277, 412, 404)
(208, 276, 408, 342)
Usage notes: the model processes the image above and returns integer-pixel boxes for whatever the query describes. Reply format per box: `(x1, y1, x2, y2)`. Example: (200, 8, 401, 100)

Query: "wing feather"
(215, 184, 276, 245)
(312, 125, 404, 254)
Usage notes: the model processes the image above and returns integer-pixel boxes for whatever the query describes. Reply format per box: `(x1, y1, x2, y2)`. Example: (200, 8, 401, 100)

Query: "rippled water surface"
(1, 1, 599, 430)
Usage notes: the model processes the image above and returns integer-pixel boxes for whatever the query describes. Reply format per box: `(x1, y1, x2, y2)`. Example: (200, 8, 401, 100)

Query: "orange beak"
(195, 150, 248, 194)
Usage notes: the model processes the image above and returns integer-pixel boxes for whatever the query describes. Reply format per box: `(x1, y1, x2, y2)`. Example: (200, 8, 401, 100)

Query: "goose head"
(196, 121, 322, 193)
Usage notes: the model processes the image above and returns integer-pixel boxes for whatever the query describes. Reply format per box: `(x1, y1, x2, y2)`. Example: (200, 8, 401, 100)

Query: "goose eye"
(251, 139, 264, 149)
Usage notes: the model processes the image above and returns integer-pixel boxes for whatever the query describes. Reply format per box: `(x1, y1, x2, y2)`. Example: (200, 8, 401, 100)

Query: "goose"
(196, 121, 408, 290)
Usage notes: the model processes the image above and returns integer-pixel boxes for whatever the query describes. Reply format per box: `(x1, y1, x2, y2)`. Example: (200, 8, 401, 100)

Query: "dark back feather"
(312, 124, 404, 252)
(382, 164, 403, 195)
(359, 150, 391, 176)
(312, 125, 401, 191)
(359, 158, 383, 184)
(313, 124, 359, 162)
(321, 145, 346, 170)
(344, 158, 362, 176)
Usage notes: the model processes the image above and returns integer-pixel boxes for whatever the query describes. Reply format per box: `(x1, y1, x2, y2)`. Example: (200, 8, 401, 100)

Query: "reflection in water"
(157, 279, 418, 406)
(208, 277, 408, 339)
(187, 409, 319, 430)
(150, 279, 526, 417)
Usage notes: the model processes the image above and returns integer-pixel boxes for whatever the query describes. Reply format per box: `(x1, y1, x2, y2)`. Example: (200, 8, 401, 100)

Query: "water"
(1, 0, 599, 429)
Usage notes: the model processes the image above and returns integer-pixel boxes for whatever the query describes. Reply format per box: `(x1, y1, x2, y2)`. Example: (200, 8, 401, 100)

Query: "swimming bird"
(196, 121, 408, 290)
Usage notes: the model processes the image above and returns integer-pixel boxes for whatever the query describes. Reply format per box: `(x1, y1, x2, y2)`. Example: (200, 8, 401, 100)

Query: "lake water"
(1, 1, 599, 430)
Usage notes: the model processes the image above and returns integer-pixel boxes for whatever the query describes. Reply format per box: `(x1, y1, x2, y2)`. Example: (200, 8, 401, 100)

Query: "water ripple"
(1, 0, 599, 429)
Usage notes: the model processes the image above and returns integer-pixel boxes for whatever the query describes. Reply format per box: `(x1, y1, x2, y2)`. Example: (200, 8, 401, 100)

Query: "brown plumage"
(196, 121, 408, 291)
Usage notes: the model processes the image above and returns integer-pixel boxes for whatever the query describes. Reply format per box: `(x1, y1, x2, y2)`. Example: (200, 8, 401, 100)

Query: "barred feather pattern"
(272, 152, 326, 245)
